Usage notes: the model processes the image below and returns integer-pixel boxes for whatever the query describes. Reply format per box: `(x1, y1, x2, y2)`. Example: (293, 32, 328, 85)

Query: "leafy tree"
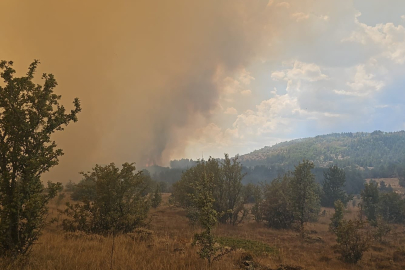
(0, 60, 81, 256)
(172, 154, 247, 225)
(322, 165, 350, 207)
(191, 171, 218, 266)
(151, 184, 162, 208)
(330, 200, 344, 233)
(361, 181, 379, 226)
(289, 160, 320, 237)
(261, 173, 294, 229)
(220, 154, 247, 225)
(61, 163, 150, 234)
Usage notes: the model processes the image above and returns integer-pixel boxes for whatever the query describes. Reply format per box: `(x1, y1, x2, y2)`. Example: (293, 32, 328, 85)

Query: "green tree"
(62, 163, 150, 234)
(330, 200, 344, 233)
(322, 165, 350, 207)
(220, 154, 247, 225)
(0, 60, 81, 256)
(289, 160, 320, 237)
(261, 173, 295, 229)
(192, 171, 218, 266)
(361, 181, 379, 226)
(172, 154, 246, 225)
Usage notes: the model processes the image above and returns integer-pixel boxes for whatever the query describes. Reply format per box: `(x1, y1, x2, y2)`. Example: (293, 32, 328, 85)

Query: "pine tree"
(322, 165, 349, 207)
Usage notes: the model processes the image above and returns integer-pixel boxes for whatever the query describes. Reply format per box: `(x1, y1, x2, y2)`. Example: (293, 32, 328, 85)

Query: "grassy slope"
(2, 193, 405, 269)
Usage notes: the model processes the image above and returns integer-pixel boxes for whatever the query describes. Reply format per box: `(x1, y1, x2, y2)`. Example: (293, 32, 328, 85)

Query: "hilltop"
(239, 131, 405, 174)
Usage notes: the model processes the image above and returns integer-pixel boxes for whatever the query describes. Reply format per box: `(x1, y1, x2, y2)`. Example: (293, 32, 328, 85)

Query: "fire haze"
(0, 0, 275, 182)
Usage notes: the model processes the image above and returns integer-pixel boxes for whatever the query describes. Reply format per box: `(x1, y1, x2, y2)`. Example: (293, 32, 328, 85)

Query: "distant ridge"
(239, 131, 405, 170)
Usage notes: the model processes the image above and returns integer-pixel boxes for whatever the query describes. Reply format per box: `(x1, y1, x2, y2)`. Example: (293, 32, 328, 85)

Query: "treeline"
(133, 160, 366, 196)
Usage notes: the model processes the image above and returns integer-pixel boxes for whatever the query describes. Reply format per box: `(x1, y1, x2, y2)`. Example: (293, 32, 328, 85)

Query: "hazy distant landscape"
(2, 0, 405, 269)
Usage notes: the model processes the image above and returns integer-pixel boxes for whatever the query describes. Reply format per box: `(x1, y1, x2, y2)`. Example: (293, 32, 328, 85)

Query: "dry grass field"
(2, 193, 405, 270)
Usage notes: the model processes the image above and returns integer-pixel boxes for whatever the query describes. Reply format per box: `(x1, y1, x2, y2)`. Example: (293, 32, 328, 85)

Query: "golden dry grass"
(2, 193, 405, 269)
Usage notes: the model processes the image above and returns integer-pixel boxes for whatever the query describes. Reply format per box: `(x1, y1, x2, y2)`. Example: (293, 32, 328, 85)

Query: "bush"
(334, 219, 370, 264)
(61, 163, 150, 235)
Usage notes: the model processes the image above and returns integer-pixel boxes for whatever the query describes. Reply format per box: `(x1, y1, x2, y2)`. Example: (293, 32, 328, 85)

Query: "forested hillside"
(240, 131, 405, 178)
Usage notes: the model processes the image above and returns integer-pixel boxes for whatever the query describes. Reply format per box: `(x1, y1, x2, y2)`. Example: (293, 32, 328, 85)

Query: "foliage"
(191, 171, 218, 266)
(61, 163, 150, 235)
(329, 200, 344, 233)
(172, 154, 247, 225)
(0, 60, 81, 256)
(220, 154, 247, 224)
(151, 184, 162, 208)
(289, 160, 321, 236)
(361, 181, 380, 226)
(334, 219, 370, 264)
(261, 173, 295, 229)
(215, 236, 277, 255)
(322, 165, 350, 207)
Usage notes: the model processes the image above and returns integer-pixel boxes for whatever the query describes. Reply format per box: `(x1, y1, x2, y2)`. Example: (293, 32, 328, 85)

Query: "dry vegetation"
(2, 194, 405, 270)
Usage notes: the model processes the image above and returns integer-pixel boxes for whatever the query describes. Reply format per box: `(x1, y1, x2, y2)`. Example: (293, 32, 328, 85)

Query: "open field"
(2, 193, 405, 270)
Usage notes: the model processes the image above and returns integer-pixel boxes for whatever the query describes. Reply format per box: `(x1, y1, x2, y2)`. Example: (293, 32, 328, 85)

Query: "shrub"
(334, 219, 370, 264)
(329, 200, 344, 233)
(61, 163, 150, 235)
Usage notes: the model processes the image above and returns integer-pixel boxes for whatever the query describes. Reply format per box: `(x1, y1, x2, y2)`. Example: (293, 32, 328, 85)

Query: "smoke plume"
(0, 0, 270, 182)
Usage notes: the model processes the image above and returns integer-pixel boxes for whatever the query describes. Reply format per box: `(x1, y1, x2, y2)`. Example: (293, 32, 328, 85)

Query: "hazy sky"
(1, 0, 405, 182)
